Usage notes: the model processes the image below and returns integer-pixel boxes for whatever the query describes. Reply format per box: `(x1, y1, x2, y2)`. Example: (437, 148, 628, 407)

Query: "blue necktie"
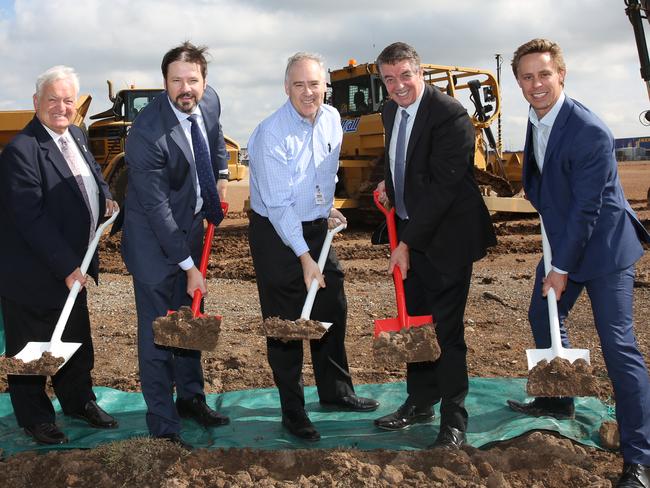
(188, 114, 223, 225)
(394, 110, 409, 219)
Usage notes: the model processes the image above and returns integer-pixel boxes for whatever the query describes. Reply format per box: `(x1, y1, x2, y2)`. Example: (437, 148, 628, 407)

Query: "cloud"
(0, 0, 648, 149)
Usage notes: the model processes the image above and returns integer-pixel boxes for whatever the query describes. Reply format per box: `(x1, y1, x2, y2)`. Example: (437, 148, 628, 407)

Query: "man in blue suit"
(0, 66, 119, 445)
(121, 42, 230, 449)
(507, 38, 650, 488)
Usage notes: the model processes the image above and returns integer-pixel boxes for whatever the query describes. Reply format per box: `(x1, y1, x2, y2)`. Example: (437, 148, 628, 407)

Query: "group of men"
(0, 38, 648, 487)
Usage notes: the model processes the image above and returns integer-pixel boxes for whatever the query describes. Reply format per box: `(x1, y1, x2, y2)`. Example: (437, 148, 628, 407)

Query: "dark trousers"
(132, 215, 205, 437)
(398, 220, 472, 432)
(1, 294, 95, 427)
(529, 261, 650, 465)
(248, 212, 354, 414)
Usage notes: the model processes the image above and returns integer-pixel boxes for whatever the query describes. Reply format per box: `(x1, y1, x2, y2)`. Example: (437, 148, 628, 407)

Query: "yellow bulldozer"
(328, 60, 534, 213)
(0, 81, 247, 205)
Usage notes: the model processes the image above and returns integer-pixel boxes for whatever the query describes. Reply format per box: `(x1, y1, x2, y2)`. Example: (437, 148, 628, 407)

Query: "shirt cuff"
(552, 266, 568, 275)
(179, 256, 195, 271)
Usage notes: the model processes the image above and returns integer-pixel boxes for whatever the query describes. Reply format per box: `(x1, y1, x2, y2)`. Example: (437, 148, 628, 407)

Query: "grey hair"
(35, 65, 80, 99)
(284, 52, 326, 82)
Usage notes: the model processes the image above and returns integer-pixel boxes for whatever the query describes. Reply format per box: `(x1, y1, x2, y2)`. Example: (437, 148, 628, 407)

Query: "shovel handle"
(190, 202, 229, 316)
(300, 223, 346, 319)
(539, 217, 564, 356)
(373, 191, 399, 250)
(52, 211, 120, 344)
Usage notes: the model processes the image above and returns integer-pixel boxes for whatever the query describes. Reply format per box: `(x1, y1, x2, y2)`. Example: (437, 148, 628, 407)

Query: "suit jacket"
(121, 85, 227, 284)
(383, 84, 496, 274)
(0, 117, 110, 307)
(523, 96, 649, 282)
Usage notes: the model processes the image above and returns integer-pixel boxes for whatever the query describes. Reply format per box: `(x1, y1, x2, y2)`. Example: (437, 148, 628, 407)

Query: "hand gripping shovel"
(372, 191, 434, 335)
(11, 211, 120, 373)
(372, 192, 440, 363)
(153, 202, 229, 351)
(261, 221, 346, 340)
(526, 217, 590, 369)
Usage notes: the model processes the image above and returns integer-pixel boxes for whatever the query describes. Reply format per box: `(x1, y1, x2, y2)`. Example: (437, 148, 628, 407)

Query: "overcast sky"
(0, 0, 648, 150)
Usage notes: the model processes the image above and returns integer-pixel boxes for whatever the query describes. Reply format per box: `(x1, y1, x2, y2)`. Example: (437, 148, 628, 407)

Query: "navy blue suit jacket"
(523, 96, 649, 282)
(121, 85, 227, 284)
(0, 117, 110, 307)
(383, 84, 496, 273)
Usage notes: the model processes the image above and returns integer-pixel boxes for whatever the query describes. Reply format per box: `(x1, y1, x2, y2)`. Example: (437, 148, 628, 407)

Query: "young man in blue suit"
(0, 66, 119, 445)
(508, 38, 650, 488)
(121, 42, 230, 449)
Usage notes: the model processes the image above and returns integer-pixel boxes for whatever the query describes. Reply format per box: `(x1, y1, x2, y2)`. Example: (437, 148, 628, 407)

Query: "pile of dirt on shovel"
(0, 352, 64, 376)
(373, 324, 441, 365)
(527, 357, 601, 397)
(259, 317, 327, 342)
(152, 306, 221, 351)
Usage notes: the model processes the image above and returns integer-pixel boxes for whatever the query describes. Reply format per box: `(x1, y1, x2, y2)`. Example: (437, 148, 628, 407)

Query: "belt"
(302, 218, 327, 227)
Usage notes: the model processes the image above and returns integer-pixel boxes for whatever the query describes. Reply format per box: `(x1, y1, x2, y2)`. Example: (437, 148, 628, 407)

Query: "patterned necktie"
(59, 136, 95, 239)
(394, 110, 409, 219)
(188, 114, 223, 225)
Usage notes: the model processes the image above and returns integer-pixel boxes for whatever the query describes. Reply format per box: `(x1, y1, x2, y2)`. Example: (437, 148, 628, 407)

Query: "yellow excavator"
(328, 59, 534, 214)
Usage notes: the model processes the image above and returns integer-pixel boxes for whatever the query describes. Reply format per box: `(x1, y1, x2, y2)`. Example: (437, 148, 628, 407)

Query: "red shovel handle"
(190, 201, 229, 316)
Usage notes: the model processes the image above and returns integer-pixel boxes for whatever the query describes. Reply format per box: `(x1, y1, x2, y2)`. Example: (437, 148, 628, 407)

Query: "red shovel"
(373, 191, 434, 337)
(152, 201, 228, 350)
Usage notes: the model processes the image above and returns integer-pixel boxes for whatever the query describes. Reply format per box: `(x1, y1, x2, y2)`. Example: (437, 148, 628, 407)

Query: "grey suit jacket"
(121, 85, 227, 284)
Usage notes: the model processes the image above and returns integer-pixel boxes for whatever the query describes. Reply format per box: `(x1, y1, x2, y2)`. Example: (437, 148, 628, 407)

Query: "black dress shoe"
(617, 463, 650, 488)
(176, 395, 230, 428)
(282, 410, 320, 441)
(320, 395, 380, 412)
(430, 425, 466, 449)
(507, 398, 575, 420)
(24, 423, 68, 445)
(157, 433, 193, 451)
(374, 403, 435, 431)
(71, 400, 118, 428)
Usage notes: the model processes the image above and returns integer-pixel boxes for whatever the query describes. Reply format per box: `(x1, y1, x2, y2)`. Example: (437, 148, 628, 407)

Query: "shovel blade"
(374, 315, 434, 337)
(526, 347, 591, 370)
(12, 341, 81, 374)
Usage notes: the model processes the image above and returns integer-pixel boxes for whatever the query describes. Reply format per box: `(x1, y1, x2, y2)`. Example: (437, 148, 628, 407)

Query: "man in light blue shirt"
(248, 52, 379, 442)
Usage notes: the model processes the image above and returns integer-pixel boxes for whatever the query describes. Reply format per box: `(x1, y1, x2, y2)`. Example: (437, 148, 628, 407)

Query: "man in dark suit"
(121, 42, 230, 449)
(507, 38, 650, 488)
(0, 65, 119, 445)
(372, 42, 496, 449)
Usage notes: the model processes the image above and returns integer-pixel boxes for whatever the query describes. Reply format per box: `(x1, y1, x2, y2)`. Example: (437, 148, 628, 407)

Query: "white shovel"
(299, 221, 347, 331)
(12, 211, 120, 372)
(526, 217, 590, 369)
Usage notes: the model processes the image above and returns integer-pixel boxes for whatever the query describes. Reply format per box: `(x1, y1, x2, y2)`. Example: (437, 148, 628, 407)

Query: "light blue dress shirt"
(248, 100, 342, 257)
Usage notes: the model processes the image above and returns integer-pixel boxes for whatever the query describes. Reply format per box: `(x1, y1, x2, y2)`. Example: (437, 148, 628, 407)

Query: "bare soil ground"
(1, 163, 649, 487)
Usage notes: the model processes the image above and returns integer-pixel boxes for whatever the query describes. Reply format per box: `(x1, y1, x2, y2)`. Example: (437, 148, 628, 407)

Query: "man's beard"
(173, 92, 197, 113)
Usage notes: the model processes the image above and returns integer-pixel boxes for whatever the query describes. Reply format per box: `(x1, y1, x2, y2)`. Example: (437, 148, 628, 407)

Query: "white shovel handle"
(539, 217, 563, 357)
(50, 211, 120, 345)
(300, 223, 346, 320)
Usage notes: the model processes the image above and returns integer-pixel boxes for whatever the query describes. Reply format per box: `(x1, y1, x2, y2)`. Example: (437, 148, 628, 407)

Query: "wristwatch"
(218, 171, 230, 180)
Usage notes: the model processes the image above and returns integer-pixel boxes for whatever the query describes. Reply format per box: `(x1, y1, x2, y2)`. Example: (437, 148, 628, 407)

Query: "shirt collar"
(167, 95, 202, 123)
(40, 120, 70, 144)
(529, 91, 565, 129)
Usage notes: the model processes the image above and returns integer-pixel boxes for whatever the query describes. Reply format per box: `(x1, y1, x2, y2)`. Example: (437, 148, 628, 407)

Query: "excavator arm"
(625, 0, 650, 122)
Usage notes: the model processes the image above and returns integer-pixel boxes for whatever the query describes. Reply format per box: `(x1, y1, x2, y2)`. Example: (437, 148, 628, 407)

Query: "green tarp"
(0, 379, 613, 457)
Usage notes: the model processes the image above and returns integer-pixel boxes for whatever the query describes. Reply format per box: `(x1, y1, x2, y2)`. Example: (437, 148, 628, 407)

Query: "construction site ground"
(1, 162, 649, 487)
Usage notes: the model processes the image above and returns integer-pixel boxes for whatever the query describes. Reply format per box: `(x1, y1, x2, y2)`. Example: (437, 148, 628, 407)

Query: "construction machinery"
(329, 60, 534, 213)
(0, 82, 247, 205)
(87, 81, 247, 204)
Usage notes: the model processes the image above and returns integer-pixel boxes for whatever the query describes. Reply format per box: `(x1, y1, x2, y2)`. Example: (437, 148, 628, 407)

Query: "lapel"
(162, 94, 198, 192)
(199, 85, 219, 168)
(31, 118, 88, 206)
(543, 96, 573, 168)
(405, 83, 431, 162)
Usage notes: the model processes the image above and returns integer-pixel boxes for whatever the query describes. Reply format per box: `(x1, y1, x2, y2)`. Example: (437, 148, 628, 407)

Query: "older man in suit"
(121, 42, 230, 449)
(0, 65, 119, 445)
(372, 42, 496, 449)
(507, 38, 650, 488)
